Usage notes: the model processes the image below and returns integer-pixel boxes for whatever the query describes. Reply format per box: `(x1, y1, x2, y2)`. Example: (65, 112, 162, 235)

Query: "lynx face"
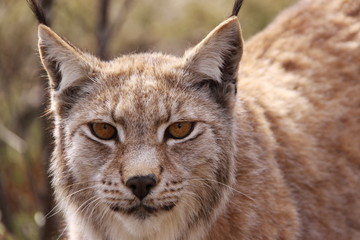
(65, 54, 235, 221)
(37, 16, 243, 238)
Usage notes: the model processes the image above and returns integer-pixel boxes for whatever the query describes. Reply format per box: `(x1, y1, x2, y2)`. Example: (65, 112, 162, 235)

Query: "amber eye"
(166, 122, 194, 139)
(90, 123, 117, 140)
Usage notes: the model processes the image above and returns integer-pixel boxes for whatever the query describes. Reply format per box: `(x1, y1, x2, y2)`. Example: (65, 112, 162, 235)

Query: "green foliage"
(0, 0, 293, 239)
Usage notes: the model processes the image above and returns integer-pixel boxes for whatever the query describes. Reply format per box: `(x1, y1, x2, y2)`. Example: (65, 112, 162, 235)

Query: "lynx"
(29, 0, 360, 239)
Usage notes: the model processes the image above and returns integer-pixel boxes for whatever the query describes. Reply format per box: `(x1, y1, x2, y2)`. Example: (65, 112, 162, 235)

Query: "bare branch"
(96, 0, 136, 60)
(110, 0, 135, 35)
(0, 178, 13, 233)
(97, 0, 111, 59)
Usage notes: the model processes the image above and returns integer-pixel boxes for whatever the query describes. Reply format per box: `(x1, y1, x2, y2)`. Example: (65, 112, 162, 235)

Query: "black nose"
(125, 175, 156, 200)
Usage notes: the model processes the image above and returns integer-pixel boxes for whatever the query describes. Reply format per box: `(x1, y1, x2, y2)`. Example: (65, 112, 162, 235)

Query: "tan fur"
(36, 0, 360, 239)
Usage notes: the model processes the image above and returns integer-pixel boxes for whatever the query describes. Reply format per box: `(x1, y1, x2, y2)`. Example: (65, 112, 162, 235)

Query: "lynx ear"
(38, 25, 95, 115)
(184, 17, 243, 108)
(38, 24, 90, 91)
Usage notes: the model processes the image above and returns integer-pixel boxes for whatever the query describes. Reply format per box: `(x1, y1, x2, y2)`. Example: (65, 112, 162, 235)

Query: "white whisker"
(44, 183, 99, 221)
(186, 177, 255, 202)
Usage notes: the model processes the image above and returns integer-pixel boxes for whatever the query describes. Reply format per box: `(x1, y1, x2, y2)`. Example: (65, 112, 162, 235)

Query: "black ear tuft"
(231, 0, 244, 17)
(27, 0, 49, 26)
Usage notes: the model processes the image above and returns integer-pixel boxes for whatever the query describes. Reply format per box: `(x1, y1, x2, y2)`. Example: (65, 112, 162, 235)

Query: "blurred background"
(0, 0, 293, 239)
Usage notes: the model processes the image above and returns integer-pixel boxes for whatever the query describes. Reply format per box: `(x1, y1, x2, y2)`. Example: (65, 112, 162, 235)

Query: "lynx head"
(36, 2, 243, 238)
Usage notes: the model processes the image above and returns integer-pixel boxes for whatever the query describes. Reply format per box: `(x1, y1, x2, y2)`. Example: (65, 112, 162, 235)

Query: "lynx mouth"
(110, 203, 176, 219)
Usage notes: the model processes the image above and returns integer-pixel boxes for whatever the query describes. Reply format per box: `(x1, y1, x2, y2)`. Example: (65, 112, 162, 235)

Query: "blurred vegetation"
(0, 0, 293, 239)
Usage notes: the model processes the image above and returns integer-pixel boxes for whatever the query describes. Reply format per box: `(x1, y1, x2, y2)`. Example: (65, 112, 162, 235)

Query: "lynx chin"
(28, 0, 360, 239)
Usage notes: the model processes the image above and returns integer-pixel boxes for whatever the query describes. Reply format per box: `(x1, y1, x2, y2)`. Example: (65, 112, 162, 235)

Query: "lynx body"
(30, 0, 360, 239)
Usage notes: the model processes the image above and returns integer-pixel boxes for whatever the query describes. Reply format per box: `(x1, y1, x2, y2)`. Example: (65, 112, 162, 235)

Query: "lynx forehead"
(28, 0, 360, 239)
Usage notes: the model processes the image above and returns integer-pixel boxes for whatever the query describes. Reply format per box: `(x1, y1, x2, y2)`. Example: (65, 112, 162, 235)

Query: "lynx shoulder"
(28, 0, 360, 239)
